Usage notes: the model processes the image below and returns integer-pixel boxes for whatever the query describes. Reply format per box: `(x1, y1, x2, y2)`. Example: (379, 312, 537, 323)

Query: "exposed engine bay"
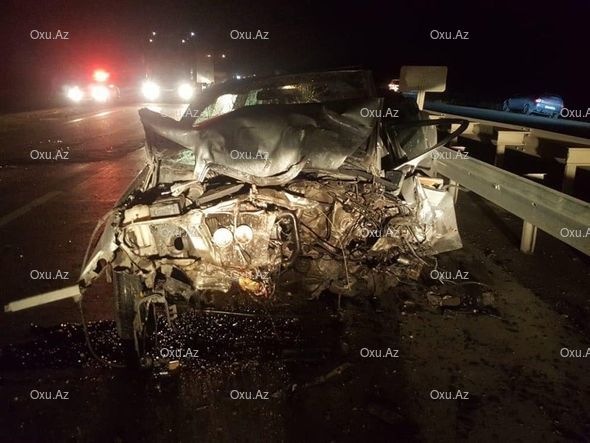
(106, 170, 460, 301)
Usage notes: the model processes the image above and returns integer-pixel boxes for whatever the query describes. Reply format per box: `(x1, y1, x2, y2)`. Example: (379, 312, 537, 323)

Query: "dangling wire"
(77, 296, 125, 368)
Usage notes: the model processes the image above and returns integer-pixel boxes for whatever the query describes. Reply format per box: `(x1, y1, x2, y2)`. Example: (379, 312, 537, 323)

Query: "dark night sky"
(1, 0, 589, 109)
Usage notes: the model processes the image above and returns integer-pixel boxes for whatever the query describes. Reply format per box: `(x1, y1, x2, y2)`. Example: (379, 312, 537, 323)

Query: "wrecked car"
(5, 70, 468, 362)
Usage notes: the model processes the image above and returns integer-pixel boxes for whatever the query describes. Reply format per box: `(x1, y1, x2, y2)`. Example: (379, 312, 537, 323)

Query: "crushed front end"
(6, 70, 467, 361)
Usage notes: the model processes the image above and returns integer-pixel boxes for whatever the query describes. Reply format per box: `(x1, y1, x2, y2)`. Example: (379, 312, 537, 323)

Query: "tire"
(113, 272, 142, 366)
(502, 101, 510, 112)
(551, 112, 559, 119)
(523, 104, 530, 115)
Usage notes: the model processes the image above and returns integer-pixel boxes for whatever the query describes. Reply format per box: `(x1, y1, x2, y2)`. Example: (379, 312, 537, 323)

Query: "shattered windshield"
(186, 70, 374, 126)
(139, 70, 380, 185)
(141, 97, 381, 185)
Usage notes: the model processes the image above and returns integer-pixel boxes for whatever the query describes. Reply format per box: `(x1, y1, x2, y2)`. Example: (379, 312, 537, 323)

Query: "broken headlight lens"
(212, 227, 233, 248)
(234, 224, 253, 245)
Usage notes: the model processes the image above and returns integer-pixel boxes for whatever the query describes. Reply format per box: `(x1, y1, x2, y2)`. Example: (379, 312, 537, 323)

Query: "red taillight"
(93, 69, 110, 82)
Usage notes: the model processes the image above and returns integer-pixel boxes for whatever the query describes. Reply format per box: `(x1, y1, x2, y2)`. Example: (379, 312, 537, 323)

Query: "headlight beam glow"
(90, 85, 109, 103)
(142, 81, 161, 101)
(66, 86, 84, 103)
(177, 83, 195, 101)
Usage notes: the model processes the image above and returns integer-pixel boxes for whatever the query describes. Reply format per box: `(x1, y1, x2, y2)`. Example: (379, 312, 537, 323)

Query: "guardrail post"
(432, 147, 590, 257)
(563, 148, 590, 194)
(416, 91, 426, 110)
(496, 131, 528, 167)
(449, 180, 459, 202)
(452, 122, 479, 137)
(520, 221, 538, 254)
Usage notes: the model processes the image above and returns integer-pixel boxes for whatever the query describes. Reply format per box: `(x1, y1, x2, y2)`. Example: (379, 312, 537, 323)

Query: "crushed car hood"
(139, 97, 382, 183)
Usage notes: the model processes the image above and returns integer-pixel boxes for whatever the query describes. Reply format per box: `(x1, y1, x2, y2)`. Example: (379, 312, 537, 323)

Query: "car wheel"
(523, 104, 530, 115)
(551, 112, 559, 119)
(502, 101, 510, 112)
(113, 271, 142, 367)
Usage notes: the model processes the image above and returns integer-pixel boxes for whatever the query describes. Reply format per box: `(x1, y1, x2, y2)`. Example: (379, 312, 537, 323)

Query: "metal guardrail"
(431, 147, 590, 255)
(425, 109, 590, 195)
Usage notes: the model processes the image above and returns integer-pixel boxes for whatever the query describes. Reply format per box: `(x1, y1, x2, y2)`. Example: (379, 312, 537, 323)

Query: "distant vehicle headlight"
(90, 84, 110, 102)
(142, 81, 160, 101)
(66, 86, 84, 102)
(212, 227, 233, 248)
(234, 225, 253, 245)
(93, 69, 110, 83)
(177, 83, 194, 101)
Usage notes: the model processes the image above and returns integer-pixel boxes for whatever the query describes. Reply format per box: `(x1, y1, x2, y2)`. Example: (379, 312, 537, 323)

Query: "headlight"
(212, 227, 233, 248)
(93, 69, 110, 82)
(66, 86, 84, 102)
(177, 83, 194, 101)
(90, 85, 109, 103)
(234, 225, 253, 245)
(142, 81, 160, 101)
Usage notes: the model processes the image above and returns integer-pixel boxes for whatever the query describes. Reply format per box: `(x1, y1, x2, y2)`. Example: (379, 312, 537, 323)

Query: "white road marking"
(67, 109, 117, 124)
(0, 190, 63, 228)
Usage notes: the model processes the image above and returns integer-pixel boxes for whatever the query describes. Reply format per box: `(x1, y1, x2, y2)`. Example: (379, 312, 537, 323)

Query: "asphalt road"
(1, 103, 590, 442)
(0, 103, 188, 342)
